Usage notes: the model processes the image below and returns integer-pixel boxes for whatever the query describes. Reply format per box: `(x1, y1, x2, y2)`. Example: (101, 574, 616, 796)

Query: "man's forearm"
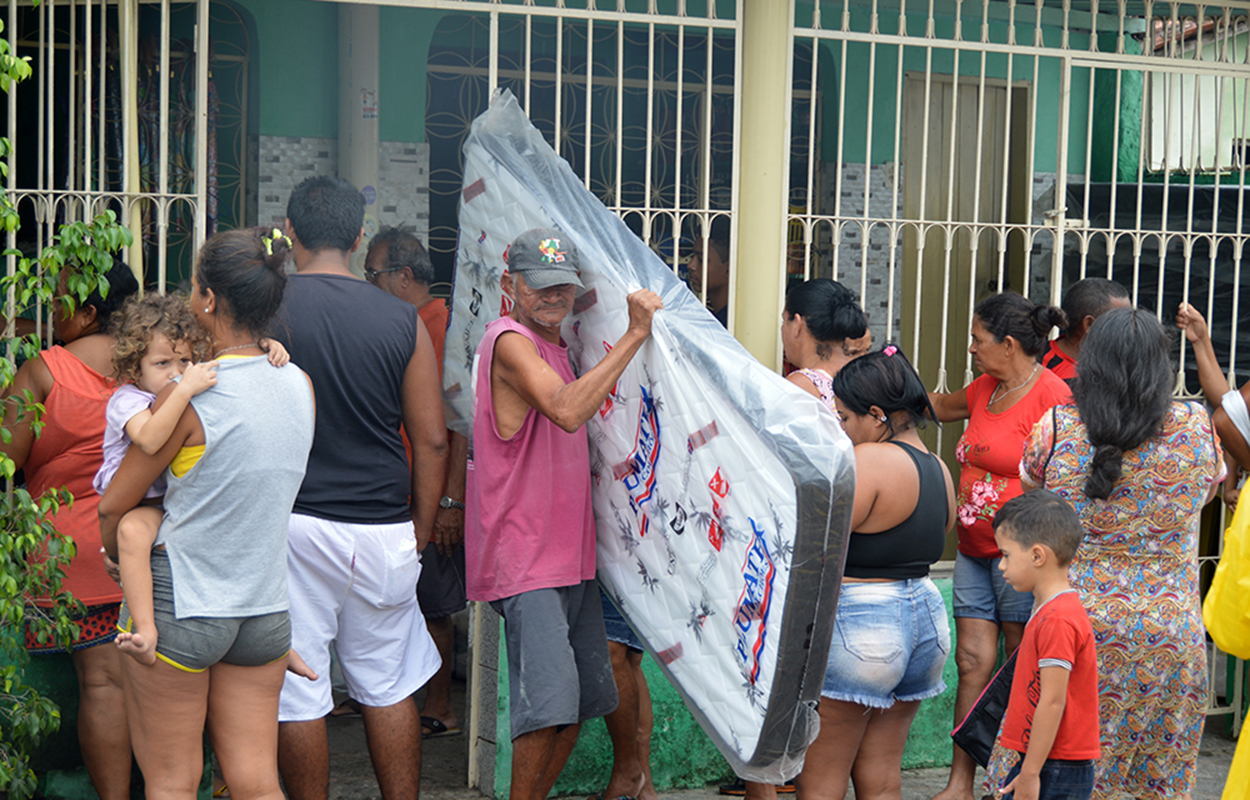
(444, 431, 468, 499)
(548, 327, 649, 431)
(412, 439, 450, 549)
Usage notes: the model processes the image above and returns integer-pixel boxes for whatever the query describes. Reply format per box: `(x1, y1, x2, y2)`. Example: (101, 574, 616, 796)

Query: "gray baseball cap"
(507, 228, 584, 289)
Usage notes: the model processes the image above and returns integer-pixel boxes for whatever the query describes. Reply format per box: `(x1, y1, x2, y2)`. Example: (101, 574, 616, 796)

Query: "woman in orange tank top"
(1, 257, 138, 800)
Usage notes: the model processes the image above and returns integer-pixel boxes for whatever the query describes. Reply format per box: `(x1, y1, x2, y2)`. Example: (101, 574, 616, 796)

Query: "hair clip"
(263, 228, 293, 257)
(883, 345, 898, 357)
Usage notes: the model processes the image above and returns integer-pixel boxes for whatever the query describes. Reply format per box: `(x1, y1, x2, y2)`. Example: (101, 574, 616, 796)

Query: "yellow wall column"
(120, 0, 143, 283)
(733, 0, 794, 370)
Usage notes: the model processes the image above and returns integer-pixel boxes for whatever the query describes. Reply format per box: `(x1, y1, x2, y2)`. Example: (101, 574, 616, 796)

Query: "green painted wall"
(492, 579, 960, 797)
(233, 0, 340, 138)
(221, 2, 465, 144)
(1091, 32, 1143, 183)
(379, 7, 446, 144)
(240, 0, 1096, 171)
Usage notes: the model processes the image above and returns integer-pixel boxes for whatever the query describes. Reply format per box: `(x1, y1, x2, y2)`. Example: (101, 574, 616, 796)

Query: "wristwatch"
(439, 496, 466, 511)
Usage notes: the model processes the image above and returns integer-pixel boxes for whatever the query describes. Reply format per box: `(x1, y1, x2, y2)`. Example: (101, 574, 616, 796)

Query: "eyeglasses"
(364, 266, 404, 282)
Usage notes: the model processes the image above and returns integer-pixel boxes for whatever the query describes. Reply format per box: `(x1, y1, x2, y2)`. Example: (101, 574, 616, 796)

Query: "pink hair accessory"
(883, 345, 898, 357)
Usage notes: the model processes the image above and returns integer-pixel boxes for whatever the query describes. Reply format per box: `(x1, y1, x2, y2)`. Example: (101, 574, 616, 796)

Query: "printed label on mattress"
(735, 518, 776, 686)
(620, 386, 661, 537)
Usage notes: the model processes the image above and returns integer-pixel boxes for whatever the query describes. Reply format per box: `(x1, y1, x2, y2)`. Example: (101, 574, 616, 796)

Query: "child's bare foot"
(286, 648, 318, 681)
(116, 627, 158, 665)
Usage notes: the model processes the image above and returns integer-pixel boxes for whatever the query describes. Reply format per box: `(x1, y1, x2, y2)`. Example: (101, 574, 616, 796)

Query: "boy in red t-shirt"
(992, 490, 1100, 800)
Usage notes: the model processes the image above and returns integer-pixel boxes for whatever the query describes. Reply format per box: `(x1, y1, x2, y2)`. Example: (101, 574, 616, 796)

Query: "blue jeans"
(1001, 758, 1095, 800)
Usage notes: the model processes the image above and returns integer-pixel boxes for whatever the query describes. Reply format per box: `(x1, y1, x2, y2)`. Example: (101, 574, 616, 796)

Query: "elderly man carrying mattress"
(466, 228, 663, 800)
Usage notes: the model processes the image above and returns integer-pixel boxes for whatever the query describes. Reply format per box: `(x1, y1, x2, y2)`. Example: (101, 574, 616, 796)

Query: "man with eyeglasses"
(364, 226, 468, 742)
(272, 176, 448, 800)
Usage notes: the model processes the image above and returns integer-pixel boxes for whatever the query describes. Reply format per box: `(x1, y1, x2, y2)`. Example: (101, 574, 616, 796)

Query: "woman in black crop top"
(794, 347, 956, 800)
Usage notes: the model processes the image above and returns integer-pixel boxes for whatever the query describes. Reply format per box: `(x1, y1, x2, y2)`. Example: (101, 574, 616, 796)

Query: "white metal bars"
(418, 0, 741, 325)
(404, 1, 746, 783)
(788, 0, 1246, 727)
(789, 0, 1250, 395)
(5, 0, 209, 306)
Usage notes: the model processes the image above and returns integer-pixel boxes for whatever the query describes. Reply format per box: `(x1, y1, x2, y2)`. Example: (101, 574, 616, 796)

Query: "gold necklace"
(987, 362, 1041, 406)
(213, 342, 259, 358)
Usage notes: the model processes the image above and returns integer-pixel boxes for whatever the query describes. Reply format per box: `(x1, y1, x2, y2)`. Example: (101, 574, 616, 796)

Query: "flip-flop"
(421, 715, 462, 739)
(718, 781, 796, 795)
(328, 699, 361, 718)
(586, 795, 637, 800)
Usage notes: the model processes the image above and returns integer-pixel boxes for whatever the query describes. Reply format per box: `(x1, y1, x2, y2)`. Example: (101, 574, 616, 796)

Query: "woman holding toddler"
(99, 227, 315, 800)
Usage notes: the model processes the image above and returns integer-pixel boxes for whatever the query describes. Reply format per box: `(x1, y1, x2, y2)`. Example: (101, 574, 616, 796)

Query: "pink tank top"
(465, 317, 597, 602)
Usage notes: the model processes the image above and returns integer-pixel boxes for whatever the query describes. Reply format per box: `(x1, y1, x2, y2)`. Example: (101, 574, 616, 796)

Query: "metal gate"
(408, 0, 744, 324)
(5, 0, 211, 299)
(6, 0, 1244, 751)
(787, 0, 1249, 729)
(346, 1, 748, 786)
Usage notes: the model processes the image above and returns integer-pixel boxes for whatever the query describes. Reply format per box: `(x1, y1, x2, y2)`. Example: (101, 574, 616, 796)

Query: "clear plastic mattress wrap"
(444, 90, 855, 782)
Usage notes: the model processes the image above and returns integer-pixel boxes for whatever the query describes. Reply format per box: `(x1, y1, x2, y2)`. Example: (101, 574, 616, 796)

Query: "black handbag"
(950, 649, 1017, 768)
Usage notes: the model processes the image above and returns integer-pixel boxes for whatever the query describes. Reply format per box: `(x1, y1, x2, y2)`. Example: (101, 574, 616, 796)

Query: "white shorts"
(278, 513, 441, 722)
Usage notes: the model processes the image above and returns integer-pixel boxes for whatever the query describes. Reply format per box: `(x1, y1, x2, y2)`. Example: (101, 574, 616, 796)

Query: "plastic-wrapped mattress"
(444, 90, 855, 782)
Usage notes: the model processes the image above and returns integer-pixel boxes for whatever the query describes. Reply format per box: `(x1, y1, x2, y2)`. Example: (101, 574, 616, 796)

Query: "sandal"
(718, 781, 796, 795)
(421, 715, 462, 738)
(328, 699, 361, 718)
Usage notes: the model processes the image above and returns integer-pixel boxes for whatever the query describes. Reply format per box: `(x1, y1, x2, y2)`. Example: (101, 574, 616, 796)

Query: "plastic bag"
(445, 89, 855, 782)
(1224, 727, 1250, 800)
(1204, 495, 1250, 660)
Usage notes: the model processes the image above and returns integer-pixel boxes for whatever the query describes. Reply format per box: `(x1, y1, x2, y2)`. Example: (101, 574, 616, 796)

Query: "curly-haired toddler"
(94, 293, 288, 665)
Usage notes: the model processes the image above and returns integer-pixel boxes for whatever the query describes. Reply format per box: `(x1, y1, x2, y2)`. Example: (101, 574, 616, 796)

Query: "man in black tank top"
(273, 177, 449, 800)
(365, 227, 468, 739)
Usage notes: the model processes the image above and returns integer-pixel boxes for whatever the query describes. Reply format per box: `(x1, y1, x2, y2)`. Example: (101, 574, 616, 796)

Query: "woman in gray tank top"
(100, 227, 315, 799)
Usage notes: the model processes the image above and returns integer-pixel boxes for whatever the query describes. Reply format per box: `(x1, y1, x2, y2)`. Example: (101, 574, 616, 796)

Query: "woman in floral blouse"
(927, 292, 1071, 800)
(1012, 308, 1222, 798)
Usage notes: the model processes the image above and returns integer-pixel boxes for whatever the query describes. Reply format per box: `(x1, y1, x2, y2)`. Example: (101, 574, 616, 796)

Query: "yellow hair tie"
(263, 228, 293, 256)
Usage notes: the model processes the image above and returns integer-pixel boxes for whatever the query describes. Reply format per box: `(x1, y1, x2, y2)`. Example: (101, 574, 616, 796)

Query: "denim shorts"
(822, 578, 951, 707)
(952, 552, 1034, 624)
(599, 586, 644, 653)
(1001, 758, 1094, 800)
